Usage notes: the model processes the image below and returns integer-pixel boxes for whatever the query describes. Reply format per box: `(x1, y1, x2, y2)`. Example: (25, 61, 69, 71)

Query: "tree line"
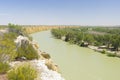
(51, 27, 120, 51)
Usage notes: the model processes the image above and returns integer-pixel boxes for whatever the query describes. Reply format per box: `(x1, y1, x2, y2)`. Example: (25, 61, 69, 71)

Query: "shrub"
(0, 62, 10, 74)
(101, 49, 106, 54)
(16, 44, 39, 60)
(8, 23, 22, 33)
(0, 33, 17, 62)
(107, 52, 116, 57)
(94, 41, 102, 46)
(7, 63, 37, 80)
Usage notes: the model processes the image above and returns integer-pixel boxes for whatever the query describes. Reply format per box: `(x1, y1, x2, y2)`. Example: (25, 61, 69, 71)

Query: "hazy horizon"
(0, 0, 120, 26)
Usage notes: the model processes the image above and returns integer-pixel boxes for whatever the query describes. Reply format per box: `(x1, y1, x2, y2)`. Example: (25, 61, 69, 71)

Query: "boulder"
(41, 52, 51, 59)
(45, 59, 59, 72)
(14, 35, 29, 48)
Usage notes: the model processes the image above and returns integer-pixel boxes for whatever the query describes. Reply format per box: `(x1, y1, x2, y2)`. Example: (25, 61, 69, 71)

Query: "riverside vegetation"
(51, 27, 120, 57)
(0, 24, 38, 80)
(0, 24, 64, 80)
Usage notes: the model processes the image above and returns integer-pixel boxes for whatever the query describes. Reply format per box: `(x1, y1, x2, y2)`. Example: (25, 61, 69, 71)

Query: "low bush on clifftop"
(0, 33, 17, 62)
(0, 24, 39, 61)
(16, 43, 39, 60)
(0, 62, 10, 74)
(7, 63, 37, 80)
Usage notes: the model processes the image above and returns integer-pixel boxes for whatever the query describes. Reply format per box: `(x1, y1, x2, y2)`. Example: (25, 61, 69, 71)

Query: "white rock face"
(14, 35, 65, 80)
(14, 35, 29, 47)
(32, 60, 65, 80)
(10, 60, 65, 80)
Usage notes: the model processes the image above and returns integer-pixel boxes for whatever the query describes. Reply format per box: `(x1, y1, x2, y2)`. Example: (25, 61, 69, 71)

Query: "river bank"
(0, 25, 64, 80)
(31, 30, 120, 80)
(60, 36, 120, 58)
(51, 27, 120, 58)
(88, 45, 120, 57)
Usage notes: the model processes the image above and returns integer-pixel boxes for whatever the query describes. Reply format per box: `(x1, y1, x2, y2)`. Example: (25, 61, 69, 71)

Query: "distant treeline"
(0, 25, 80, 34)
(22, 25, 79, 34)
(51, 27, 120, 51)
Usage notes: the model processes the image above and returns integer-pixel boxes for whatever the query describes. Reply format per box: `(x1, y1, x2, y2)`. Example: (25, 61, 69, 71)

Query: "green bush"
(0, 33, 17, 62)
(0, 24, 38, 61)
(101, 50, 106, 54)
(7, 64, 37, 80)
(16, 44, 39, 60)
(107, 52, 116, 57)
(0, 62, 10, 74)
(8, 23, 22, 32)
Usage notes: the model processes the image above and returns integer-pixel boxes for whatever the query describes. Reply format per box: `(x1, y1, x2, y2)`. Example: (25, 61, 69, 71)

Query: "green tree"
(84, 34, 94, 44)
(111, 34, 120, 51)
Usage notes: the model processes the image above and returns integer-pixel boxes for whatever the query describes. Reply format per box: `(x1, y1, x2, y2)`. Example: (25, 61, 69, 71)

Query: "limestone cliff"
(0, 26, 65, 80)
(13, 34, 65, 80)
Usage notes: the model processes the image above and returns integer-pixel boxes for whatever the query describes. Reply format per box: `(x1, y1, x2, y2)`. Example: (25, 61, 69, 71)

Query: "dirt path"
(0, 74, 8, 80)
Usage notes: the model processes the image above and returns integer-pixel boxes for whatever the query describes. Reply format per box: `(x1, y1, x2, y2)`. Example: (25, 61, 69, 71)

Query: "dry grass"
(23, 25, 76, 34)
(24, 26, 58, 34)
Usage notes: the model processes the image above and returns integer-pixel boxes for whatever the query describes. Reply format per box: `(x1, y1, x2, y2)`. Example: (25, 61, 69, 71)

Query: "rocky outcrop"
(14, 35, 29, 48)
(0, 27, 65, 80)
(41, 52, 51, 59)
(32, 60, 64, 80)
(45, 59, 59, 72)
(9, 60, 64, 80)
(13, 35, 65, 80)
(31, 41, 59, 72)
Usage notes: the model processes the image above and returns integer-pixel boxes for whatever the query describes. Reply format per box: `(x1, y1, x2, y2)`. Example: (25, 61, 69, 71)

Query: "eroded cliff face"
(12, 35, 65, 80)
(32, 60, 64, 80)
(0, 26, 65, 80)
(10, 60, 64, 80)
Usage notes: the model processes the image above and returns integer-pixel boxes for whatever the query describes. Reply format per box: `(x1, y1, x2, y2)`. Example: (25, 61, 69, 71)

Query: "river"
(31, 30, 120, 80)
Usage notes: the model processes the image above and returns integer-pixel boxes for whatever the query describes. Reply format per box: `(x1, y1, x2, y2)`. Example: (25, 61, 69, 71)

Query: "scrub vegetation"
(0, 24, 63, 80)
(0, 24, 39, 61)
(51, 27, 120, 57)
(0, 24, 39, 80)
(7, 63, 37, 80)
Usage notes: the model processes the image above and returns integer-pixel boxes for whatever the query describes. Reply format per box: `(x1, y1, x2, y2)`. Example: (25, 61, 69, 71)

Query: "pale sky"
(0, 0, 120, 26)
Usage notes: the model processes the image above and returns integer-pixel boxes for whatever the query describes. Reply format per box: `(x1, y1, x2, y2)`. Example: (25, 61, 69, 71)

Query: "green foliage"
(107, 52, 116, 57)
(51, 27, 120, 51)
(0, 62, 10, 74)
(84, 34, 94, 44)
(7, 63, 37, 80)
(8, 23, 33, 41)
(0, 24, 39, 61)
(16, 43, 39, 60)
(101, 50, 106, 54)
(0, 25, 7, 30)
(94, 41, 102, 46)
(8, 23, 22, 32)
(111, 34, 120, 51)
(51, 29, 66, 39)
(0, 33, 17, 62)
